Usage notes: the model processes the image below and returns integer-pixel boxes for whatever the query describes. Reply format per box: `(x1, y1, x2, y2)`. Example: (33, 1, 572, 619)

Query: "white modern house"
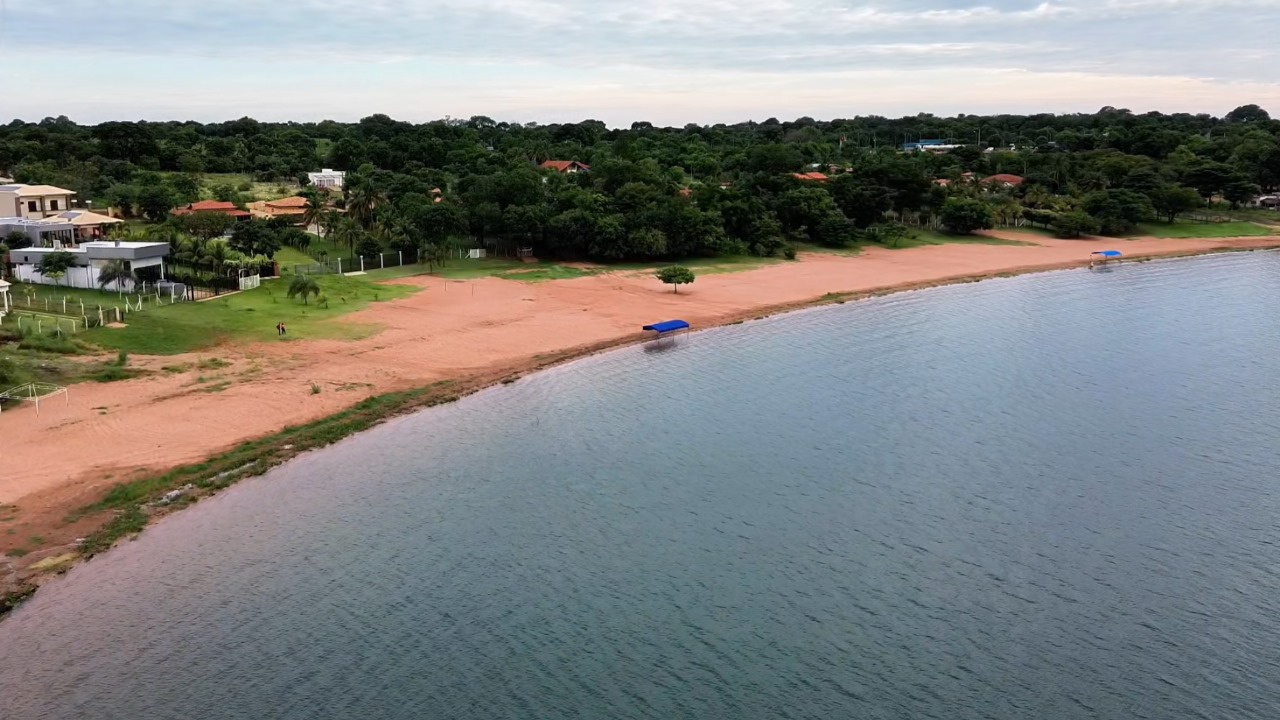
(4, 218, 170, 290)
(0, 184, 77, 220)
(307, 169, 345, 190)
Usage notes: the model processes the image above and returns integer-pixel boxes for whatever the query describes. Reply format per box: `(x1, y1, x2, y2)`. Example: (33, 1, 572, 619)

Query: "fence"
(1, 290, 175, 332)
(291, 248, 421, 276)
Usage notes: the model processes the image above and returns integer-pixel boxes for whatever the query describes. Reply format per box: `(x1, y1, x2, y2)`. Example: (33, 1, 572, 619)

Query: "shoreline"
(3, 237, 1279, 617)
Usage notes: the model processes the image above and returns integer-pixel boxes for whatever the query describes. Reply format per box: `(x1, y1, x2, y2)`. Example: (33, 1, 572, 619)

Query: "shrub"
(783, 245, 797, 260)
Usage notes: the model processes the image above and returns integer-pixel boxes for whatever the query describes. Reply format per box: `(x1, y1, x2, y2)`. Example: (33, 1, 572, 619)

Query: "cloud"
(0, 0, 1276, 122)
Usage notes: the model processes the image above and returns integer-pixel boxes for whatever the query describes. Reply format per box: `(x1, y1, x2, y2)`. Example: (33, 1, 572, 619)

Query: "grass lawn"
(605, 254, 785, 275)
(891, 229, 1036, 248)
(81, 273, 418, 355)
(274, 246, 315, 268)
(1129, 221, 1277, 239)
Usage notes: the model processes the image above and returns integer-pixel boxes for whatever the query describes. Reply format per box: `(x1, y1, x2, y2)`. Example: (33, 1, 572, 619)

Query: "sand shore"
(2, 231, 1278, 580)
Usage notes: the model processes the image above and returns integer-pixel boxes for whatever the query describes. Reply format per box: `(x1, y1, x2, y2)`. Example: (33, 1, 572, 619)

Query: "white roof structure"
(0, 184, 76, 197)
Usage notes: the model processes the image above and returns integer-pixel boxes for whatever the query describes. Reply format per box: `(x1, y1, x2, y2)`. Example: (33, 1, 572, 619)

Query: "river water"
(3, 252, 1280, 719)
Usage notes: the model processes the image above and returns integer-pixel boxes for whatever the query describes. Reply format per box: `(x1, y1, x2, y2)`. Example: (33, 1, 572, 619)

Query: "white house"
(0, 279, 10, 319)
(6, 229, 170, 290)
(307, 169, 345, 190)
(0, 184, 77, 220)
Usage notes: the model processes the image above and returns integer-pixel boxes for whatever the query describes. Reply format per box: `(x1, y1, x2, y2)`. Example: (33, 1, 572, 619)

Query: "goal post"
(0, 383, 69, 416)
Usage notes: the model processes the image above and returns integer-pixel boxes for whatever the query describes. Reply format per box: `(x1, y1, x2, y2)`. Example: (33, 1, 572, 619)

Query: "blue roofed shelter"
(1090, 250, 1123, 266)
(643, 319, 690, 337)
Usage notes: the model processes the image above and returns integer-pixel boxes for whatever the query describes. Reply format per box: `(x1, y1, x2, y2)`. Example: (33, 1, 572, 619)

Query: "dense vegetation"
(2, 105, 1278, 262)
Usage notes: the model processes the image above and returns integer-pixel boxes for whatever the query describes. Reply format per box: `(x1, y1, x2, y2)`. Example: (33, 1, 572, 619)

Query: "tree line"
(1, 105, 1277, 263)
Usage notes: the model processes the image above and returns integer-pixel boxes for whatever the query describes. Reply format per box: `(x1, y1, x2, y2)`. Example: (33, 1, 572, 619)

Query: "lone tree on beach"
(287, 273, 321, 304)
(656, 265, 696, 293)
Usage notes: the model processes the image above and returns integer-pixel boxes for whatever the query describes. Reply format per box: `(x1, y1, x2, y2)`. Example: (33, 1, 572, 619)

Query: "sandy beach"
(2, 232, 1278, 564)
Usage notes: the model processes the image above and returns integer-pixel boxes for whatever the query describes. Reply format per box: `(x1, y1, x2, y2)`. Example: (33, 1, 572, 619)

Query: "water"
(4, 252, 1280, 719)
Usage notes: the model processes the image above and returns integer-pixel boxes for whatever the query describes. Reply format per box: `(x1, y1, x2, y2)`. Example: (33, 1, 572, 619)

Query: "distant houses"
(979, 174, 1025, 188)
(248, 195, 309, 222)
(307, 169, 346, 190)
(539, 160, 591, 174)
(0, 183, 77, 219)
(171, 200, 251, 220)
(902, 140, 964, 154)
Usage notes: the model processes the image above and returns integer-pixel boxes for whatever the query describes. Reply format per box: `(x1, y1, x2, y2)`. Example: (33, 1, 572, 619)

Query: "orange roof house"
(539, 160, 591, 173)
(172, 200, 250, 219)
(981, 174, 1025, 187)
(791, 172, 829, 182)
(248, 195, 310, 220)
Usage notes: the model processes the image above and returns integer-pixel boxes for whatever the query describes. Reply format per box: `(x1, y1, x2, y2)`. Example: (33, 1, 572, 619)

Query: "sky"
(1, 0, 1278, 126)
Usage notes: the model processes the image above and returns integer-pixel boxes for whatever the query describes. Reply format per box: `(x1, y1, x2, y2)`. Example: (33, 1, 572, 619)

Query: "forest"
(1, 104, 1278, 262)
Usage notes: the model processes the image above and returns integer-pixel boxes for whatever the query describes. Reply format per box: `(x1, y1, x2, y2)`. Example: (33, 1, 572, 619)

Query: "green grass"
(1128, 221, 1277, 239)
(172, 173, 300, 203)
(81, 273, 418, 355)
(886, 229, 1036, 248)
(274, 246, 315, 267)
(606, 254, 784, 275)
(495, 266, 597, 282)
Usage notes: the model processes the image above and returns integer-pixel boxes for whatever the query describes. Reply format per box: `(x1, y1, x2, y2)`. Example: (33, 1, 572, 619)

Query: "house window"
(50, 200, 59, 211)
(27, 200, 38, 213)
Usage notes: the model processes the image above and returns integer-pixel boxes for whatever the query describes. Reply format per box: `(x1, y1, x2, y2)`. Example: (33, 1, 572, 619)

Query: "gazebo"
(0, 279, 10, 316)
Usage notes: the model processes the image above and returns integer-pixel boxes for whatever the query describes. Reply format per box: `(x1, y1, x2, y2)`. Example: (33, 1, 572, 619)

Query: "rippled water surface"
(4, 252, 1280, 719)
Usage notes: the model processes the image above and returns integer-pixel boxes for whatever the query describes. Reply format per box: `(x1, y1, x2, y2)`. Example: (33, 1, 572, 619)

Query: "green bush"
(18, 334, 80, 354)
(783, 245, 798, 260)
(236, 181, 253, 192)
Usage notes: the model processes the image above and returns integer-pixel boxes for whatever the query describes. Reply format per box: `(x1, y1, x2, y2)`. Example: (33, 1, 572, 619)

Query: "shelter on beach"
(1090, 250, 1123, 267)
(643, 319, 690, 336)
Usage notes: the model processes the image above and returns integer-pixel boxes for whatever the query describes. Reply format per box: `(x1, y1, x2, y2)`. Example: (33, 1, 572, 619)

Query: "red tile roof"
(981, 173, 1024, 186)
(791, 172, 829, 182)
(172, 200, 250, 217)
(266, 196, 309, 208)
(540, 160, 590, 172)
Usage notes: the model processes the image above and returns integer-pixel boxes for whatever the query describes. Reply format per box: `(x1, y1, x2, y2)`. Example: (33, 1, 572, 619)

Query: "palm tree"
(287, 273, 321, 304)
(200, 240, 234, 275)
(320, 209, 342, 242)
(346, 179, 383, 230)
(96, 259, 136, 292)
(331, 216, 362, 252)
(301, 189, 326, 236)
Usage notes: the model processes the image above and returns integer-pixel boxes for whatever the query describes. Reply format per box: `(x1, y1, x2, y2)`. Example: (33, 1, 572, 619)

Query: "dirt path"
(2, 233, 1278, 556)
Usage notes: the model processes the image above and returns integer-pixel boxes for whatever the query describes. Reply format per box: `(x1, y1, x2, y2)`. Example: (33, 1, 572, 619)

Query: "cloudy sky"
(2, 0, 1277, 125)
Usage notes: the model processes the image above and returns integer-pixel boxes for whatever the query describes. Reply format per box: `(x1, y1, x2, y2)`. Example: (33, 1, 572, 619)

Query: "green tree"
(175, 211, 235, 240)
(229, 219, 283, 258)
(211, 184, 238, 202)
(1083, 189, 1153, 234)
(286, 273, 321, 304)
(655, 265, 696, 293)
(136, 183, 176, 222)
(1051, 210, 1100, 239)
(829, 175, 894, 228)
(1222, 177, 1259, 209)
(1148, 185, 1201, 223)
(940, 198, 994, 235)
(38, 250, 77, 286)
(3, 230, 31, 250)
(170, 173, 202, 204)
(300, 188, 326, 234)
(96, 259, 136, 291)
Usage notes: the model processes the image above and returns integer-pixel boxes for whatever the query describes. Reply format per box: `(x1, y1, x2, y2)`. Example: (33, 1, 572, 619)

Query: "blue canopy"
(643, 320, 690, 334)
(1092, 250, 1123, 258)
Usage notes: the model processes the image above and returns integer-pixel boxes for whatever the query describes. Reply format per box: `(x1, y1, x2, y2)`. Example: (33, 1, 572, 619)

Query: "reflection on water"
(3, 252, 1280, 720)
